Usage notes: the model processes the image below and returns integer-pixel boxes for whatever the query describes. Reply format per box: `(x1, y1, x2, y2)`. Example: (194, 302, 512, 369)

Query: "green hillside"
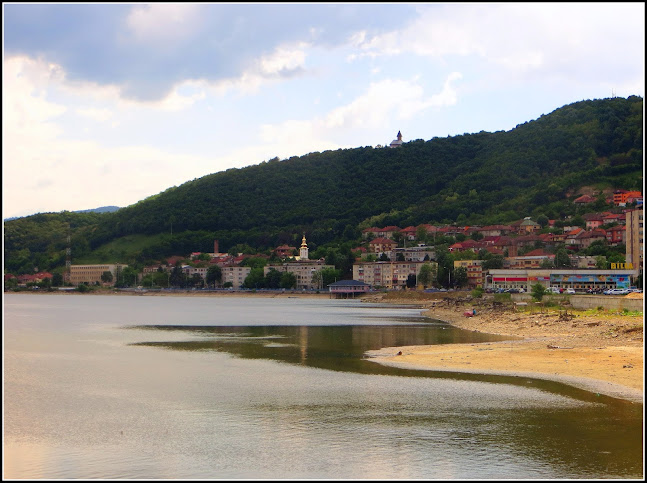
(4, 96, 643, 275)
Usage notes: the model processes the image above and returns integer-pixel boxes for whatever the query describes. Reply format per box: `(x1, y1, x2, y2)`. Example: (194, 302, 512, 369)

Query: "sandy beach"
(364, 292, 644, 402)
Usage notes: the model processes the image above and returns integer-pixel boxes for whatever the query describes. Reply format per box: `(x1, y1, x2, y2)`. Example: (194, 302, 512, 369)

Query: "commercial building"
(69, 264, 128, 286)
(487, 268, 638, 292)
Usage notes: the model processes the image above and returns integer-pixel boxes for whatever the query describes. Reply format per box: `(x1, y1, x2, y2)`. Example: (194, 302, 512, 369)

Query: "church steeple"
(299, 234, 309, 260)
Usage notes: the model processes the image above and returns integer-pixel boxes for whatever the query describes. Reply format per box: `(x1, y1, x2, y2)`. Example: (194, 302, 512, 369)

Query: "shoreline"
(364, 294, 643, 403)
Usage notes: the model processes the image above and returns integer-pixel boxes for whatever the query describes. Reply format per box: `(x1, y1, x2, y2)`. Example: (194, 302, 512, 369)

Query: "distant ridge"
(4, 205, 120, 222)
(74, 206, 121, 214)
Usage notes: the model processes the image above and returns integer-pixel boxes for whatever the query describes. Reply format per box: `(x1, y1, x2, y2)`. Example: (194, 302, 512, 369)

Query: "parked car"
(565, 288, 576, 294)
(603, 288, 630, 295)
(548, 287, 561, 294)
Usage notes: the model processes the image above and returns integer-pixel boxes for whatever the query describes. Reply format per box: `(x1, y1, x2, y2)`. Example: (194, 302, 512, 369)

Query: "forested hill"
(4, 95, 643, 273)
(93, 96, 642, 238)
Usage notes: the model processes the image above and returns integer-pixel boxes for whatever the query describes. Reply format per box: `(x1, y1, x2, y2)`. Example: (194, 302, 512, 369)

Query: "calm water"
(3, 293, 643, 479)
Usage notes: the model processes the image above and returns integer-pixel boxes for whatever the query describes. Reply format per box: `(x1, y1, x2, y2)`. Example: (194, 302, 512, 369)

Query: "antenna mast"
(64, 224, 71, 284)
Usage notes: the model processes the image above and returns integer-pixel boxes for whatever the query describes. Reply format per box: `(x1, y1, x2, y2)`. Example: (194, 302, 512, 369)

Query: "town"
(6, 190, 643, 298)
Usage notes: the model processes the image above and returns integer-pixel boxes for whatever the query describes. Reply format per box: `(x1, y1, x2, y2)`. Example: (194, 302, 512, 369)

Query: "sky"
(3, 2, 645, 220)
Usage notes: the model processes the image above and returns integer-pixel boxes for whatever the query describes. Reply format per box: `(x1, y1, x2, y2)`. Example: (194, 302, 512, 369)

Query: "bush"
(471, 287, 484, 298)
(493, 293, 511, 303)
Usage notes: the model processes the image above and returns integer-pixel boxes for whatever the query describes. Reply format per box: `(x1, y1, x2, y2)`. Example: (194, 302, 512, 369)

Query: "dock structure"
(328, 280, 371, 299)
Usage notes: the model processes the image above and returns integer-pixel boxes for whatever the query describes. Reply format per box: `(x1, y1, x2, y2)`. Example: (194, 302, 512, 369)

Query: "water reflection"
(125, 322, 644, 479)
(127, 322, 626, 405)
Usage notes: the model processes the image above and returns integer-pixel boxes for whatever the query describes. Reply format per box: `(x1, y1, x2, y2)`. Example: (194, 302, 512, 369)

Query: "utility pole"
(64, 223, 72, 285)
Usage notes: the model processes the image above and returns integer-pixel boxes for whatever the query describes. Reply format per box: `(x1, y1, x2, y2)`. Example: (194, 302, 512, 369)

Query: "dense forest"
(4, 96, 643, 276)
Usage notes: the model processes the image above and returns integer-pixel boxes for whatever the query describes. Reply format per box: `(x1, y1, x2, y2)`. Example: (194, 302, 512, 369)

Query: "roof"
(328, 280, 370, 287)
(369, 237, 397, 245)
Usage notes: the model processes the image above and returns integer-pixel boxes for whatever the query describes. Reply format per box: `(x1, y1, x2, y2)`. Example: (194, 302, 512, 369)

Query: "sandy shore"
(364, 293, 644, 402)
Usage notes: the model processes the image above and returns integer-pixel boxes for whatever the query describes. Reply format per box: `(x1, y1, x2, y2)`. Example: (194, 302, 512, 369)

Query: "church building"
(389, 131, 403, 148)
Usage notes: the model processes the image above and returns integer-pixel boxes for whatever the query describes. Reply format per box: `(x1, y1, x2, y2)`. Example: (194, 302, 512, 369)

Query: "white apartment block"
(353, 261, 437, 289)
(264, 261, 334, 290)
(221, 266, 252, 289)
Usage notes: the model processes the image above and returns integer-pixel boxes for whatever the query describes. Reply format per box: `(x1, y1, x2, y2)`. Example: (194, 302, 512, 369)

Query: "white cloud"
(125, 4, 204, 45)
(352, 3, 644, 83)
(257, 71, 462, 156)
(259, 44, 308, 76)
(324, 73, 461, 130)
(76, 107, 113, 122)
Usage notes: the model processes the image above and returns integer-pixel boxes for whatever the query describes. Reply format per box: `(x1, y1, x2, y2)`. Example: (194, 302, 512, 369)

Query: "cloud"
(125, 4, 205, 45)
(3, 3, 414, 102)
(76, 107, 113, 122)
(351, 3, 645, 85)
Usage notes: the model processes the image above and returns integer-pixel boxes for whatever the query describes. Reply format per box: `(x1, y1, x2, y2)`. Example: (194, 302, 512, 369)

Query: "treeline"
(4, 96, 643, 275)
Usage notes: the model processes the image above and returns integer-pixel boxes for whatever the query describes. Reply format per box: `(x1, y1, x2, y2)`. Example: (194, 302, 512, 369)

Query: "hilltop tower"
(299, 235, 309, 260)
(389, 131, 403, 148)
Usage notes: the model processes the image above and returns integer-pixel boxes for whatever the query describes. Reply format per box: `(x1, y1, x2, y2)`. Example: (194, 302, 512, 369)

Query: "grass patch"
(74, 234, 162, 264)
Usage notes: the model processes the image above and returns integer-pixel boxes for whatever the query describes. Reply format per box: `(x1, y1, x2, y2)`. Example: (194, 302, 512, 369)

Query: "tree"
(265, 268, 282, 289)
(101, 271, 113, 284)
(540, 258, 554, 268)
(415, 226, 428, 244)
(153, 271, 170, 288)
(536, 214, 549, 228)
(243, 267, 265, 289)
(206, 265, 222, 287)
(169, 262, 185, 287)
(188, 273, 204, 288)
(531, 283, 547, 301)
(52, 272, 64, 287)
(121, 266, 139, 287)
(406, 273, 417, 288)
(595, 255, 607, 269)
(554, 248, 572, 268)
(280, 272, 297, 289)
(454, 266, 468, 288)
(482, 254, 504, 270)
(312, 267, 341, 289)
(417, 263, 435, 287)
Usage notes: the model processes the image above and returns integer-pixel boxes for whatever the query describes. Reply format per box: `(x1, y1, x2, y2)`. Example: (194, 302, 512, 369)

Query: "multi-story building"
(613, 190, 642, 206)
(626, 209, 644, 275)
(453, 259, 484, 288)
(264, 260, 334, 290)
(368, 237, 398, 257)
(183, 266, 208, 282)
(353, 261, 437, 289)
(221, 266, 252, 289)
(391, 245, 435, 262)
(69, 264, 128, 285)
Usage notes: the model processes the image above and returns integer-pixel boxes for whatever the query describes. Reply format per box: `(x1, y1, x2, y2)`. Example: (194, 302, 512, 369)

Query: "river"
(3, 293, 643, 479)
